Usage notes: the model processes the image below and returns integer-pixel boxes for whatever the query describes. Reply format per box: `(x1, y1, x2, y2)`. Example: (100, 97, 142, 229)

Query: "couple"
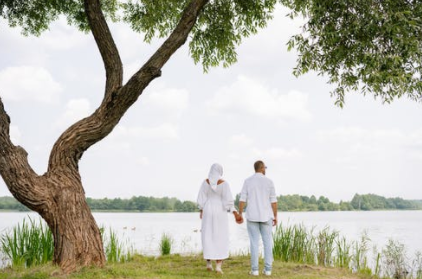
(197, 161, 278, 275)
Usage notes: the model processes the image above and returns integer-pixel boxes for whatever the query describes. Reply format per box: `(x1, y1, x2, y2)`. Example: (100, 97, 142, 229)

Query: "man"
(238, 160, 277, 276)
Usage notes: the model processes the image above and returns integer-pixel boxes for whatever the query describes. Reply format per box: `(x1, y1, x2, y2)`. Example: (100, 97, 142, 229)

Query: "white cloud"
(10, 125, 21, 145)
(316, 127, 422, 162)
(229, 134, 254, 147)
(55, 98, 91, 129)
(317, 127, 417, 146)
(0, 66, 62, 103)
(144, 86, 189, 117)
(228, 142, 303, 164)
(253, 147, 304, 160)
(317, 127, 366, 142)
(237, 6, 304, 63)
(112, 123, 179, 141)
(40, 18, 90, 50)
(207, 75, 312, 121)
(136, 157, 150, 166)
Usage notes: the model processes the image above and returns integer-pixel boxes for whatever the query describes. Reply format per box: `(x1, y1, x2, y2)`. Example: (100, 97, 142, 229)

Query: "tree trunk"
(40, 176, 105, 273)
(0, 119, 105, 272)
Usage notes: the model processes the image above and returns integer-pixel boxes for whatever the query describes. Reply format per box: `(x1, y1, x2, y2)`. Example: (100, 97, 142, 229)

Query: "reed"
(273, 223, 341, 266)
(335, 236, 352, 268)
(0, 217, 53, 267)
(412, 251, 422, 279)
(351, 232, 370, 273)
(272, 224, 422, 279)
(102, 227, 134, 263)
(382, 239, 408, 279)
(316, 227, 338, 266)
(374, 249, 382, 277)
(159, 233, 173, 256)
(0, 218, 134, 268)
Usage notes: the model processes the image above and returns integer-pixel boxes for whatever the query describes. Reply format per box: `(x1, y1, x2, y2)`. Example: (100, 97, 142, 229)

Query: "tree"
(281, 0, 422, 106)
(1, 0, 422, 274)
(0, 0, 276, 272)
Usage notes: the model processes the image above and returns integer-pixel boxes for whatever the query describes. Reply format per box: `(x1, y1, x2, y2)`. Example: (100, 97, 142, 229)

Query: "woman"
(197, 163, 241, 274)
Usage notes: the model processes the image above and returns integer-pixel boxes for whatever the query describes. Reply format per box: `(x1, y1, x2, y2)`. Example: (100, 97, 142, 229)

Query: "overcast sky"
(1, 6, 421, 203)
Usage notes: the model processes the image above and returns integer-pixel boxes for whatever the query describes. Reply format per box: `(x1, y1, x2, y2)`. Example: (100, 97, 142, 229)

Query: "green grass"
(0, 254, 374, 279)
(0, 217, 53, 268)
(159, 233, 173, 256)
(102, 228, 134, 263)
(0, 218, 134, 268)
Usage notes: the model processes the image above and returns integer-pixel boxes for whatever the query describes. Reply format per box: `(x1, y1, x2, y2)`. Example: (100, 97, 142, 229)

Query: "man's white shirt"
(240, 173, 277, 222)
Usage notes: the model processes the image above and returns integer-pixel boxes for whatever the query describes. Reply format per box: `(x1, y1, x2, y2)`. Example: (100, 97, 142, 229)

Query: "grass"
(0, 218, 134, 268)
(0, 254, 374, 279)
(102, 227, 134, 263)
(272, 223, 422, 278)
(0, 217, 53, 268)
(159, 233, 173, 256)
(2, 220, 422, 279)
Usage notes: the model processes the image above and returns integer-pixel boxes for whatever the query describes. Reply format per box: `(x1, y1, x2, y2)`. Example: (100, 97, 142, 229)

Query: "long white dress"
(197, 180, 235, 260)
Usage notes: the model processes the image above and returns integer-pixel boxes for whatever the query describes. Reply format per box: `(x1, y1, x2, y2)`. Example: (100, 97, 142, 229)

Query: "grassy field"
(0, 254, 374, 279)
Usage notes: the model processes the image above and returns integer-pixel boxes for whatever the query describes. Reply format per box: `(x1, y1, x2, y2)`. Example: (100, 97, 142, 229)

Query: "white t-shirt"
(239, 173, 277, 222)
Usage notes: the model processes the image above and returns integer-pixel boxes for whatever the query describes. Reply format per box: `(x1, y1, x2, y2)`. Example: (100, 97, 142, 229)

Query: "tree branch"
(125, 0, 210, 95)
(48, 0, 209, 172)
(0, 98, 47, 211)
(84, 0, 123, 95)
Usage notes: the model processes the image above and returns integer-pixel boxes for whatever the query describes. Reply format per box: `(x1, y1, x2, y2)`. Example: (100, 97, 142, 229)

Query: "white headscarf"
(208, 163, 223, 191)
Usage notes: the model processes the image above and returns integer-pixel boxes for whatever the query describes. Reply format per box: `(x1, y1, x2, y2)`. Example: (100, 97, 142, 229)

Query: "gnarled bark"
(0, 0, 209, 273)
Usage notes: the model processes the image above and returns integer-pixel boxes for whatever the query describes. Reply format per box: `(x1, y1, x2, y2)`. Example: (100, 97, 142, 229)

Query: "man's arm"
(271, 202, 278, 226)
(237, 201, 246, 224)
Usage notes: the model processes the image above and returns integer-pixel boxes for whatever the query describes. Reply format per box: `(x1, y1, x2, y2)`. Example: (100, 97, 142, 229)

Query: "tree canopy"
(281, 0, 422, 106)
(0, 0, 277, 71)
(2, 0, 422, 105)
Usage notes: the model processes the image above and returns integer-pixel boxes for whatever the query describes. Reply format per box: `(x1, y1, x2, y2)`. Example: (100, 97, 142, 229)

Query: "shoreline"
(1, 208, 422, 213)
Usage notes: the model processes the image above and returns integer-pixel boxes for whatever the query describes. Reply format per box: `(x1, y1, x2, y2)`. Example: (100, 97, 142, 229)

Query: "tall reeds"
(335, 236, 352, 268)
(382, 239, 408, 279)
(101, 227, 134, 263)
(272, 223, 421, 279)
(159, 233, 173, 256)
(0, 218, 134, 268)
(412, 252, 422, 279)
(0, 217, 53, 267)
(273, 223, 316, 264)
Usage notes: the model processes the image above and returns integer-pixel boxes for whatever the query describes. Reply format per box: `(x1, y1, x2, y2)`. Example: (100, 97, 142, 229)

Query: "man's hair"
(254, 160, 264, 172)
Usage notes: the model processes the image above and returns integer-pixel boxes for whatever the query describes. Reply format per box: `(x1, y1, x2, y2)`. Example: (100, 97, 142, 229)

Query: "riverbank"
(0, 254, 372, 279)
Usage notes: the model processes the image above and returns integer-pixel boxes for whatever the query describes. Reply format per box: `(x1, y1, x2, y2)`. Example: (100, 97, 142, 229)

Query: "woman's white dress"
(197, 180, 235, 260)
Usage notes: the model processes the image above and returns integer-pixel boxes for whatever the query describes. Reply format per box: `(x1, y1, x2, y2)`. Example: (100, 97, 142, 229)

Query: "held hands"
(234, 211, 243, 224)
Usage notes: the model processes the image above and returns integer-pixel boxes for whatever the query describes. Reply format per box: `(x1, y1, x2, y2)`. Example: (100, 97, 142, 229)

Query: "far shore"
(1, 208, 422, 213)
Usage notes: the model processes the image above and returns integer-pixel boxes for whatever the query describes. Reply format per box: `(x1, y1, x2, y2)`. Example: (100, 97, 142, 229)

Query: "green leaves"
(0, 0, 119, 35)
(282, 0, 422, 105)
(0, 0, 61, 36)
(121, 0, 277, 72)
(122, 0, 189, 42)
(1, 0, 277, 72)
(190, 0, 277, 71)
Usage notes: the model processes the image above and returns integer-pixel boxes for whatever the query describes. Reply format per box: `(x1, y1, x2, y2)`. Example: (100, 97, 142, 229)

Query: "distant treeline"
(86, 196, 197, 212)
(273, 194, 422, 211)
(1, 194, 421, 212)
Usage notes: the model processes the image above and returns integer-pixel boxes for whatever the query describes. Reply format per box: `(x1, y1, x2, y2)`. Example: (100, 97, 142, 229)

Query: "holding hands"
(233, 211, 243, 224)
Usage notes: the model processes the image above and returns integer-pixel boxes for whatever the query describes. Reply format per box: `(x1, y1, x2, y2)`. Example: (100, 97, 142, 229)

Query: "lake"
(1, 211, 421, 264)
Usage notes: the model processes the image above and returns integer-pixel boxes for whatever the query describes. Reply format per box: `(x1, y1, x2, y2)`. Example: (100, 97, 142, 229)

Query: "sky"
(0, 5, 421, 203)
